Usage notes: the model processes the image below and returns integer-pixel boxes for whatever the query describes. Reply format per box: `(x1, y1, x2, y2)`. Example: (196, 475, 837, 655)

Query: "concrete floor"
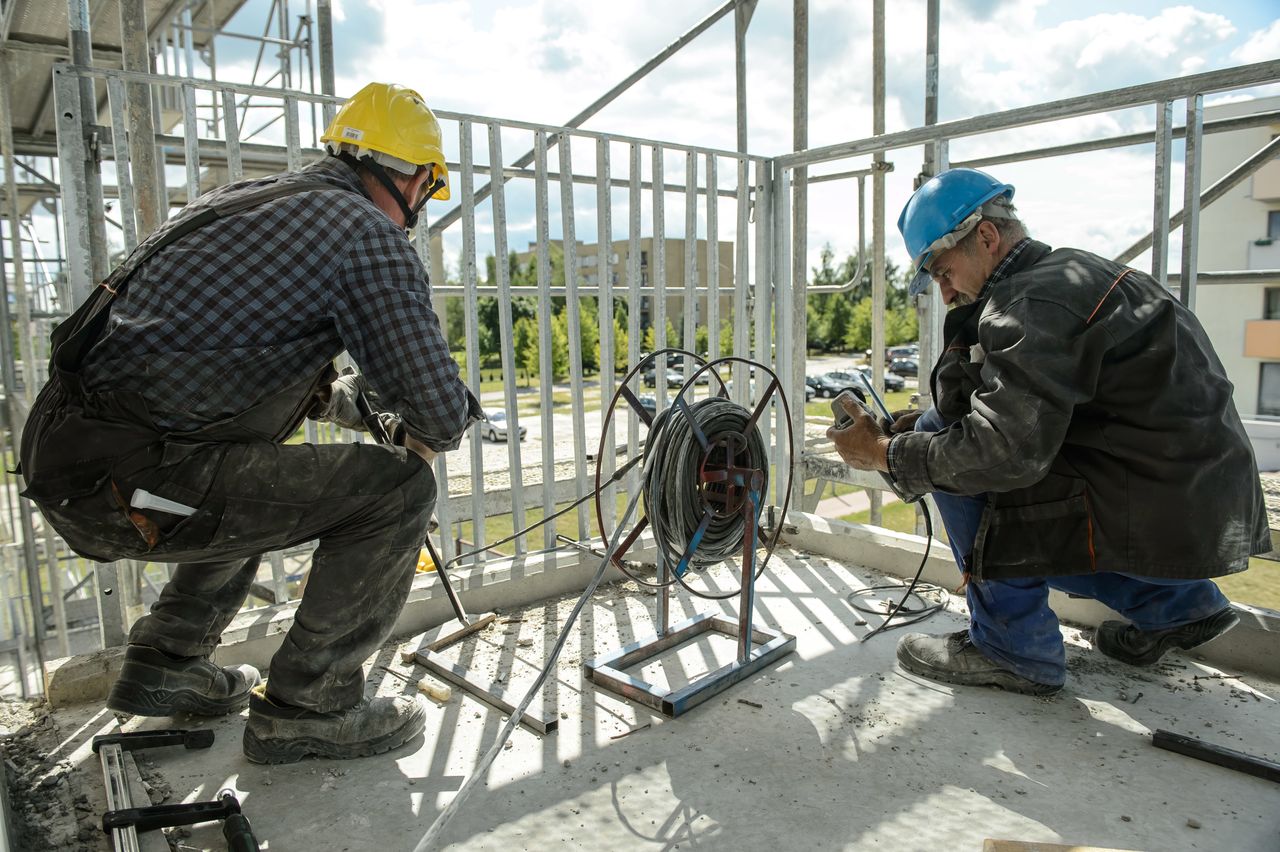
(50, 548, 1280, 851)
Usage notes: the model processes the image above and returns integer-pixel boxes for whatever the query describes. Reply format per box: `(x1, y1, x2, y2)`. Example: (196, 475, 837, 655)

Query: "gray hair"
(325, 140, 421, 176)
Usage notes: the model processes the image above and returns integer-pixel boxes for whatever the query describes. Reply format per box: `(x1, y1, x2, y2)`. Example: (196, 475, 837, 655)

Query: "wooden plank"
(398, 612, 497, 663)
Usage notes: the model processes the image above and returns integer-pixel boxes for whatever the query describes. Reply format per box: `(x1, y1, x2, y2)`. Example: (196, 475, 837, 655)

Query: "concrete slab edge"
(45, 547, 621, 709)
(782, 511, 1280, 681)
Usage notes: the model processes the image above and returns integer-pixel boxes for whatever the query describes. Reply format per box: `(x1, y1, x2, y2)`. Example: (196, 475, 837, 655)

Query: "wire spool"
(594, 349, 795, 599)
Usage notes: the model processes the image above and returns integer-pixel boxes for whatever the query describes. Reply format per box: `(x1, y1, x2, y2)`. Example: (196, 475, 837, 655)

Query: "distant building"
(1194, 95, 1280, 420)
(514, 237, 737, 334)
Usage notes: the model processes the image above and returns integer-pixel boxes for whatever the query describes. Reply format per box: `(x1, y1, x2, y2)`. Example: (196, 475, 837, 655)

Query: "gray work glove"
(309, 366, 368, 431)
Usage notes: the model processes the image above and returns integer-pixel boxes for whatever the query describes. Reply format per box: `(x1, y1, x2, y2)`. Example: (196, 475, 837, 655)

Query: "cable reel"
(593, 348, 795, 599)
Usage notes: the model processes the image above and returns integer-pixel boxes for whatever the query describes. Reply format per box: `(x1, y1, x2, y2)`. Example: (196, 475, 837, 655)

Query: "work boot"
(1093, 606, 1239, 667)
(107, 644, 261, 716)
(896, 630, 1062, 696)
(242, 685, 426, 765)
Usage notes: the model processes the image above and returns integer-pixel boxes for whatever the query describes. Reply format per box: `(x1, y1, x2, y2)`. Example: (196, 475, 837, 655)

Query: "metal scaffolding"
(0, 0, 1278, 698)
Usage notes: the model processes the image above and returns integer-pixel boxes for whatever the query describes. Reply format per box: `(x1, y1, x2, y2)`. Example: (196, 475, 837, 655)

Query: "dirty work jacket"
(889, 240, 1269, 582)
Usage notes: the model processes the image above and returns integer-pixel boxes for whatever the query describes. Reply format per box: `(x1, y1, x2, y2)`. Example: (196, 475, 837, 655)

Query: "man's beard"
(950, 292, 976, 307)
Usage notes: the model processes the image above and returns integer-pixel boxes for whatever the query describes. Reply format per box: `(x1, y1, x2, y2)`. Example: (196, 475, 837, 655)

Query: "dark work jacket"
(890, 240, 1269, 581)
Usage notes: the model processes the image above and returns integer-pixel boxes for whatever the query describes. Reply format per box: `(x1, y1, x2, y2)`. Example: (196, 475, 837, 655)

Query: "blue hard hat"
(898, 168, 1015, 296)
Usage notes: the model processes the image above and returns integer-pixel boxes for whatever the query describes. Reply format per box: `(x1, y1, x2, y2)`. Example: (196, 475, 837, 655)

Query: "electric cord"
(413, 430, 659, 852)
(846, 498, 946, 639)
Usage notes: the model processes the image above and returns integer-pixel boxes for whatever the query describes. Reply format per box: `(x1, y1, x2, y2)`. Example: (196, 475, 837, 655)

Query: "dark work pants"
(54, 440, 435, 712)
(915, 407, 1228, 685)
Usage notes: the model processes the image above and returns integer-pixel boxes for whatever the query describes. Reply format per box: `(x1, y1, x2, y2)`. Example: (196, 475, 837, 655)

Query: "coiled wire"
(645, 397, 769, 597)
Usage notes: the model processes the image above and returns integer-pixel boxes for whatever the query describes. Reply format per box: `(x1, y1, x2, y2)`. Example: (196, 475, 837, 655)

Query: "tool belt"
(19, 178, 344, 557)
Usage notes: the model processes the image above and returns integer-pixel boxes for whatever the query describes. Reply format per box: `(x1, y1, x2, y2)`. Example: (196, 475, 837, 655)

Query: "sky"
(174, 1, 1280, 281)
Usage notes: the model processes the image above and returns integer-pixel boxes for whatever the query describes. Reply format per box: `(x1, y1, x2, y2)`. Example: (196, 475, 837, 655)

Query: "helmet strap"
(339, 152, 420, 229)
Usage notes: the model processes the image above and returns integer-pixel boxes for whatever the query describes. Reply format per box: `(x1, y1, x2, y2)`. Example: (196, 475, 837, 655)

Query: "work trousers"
(55, 440, 435, 712)
(915, 407, 1229, 685)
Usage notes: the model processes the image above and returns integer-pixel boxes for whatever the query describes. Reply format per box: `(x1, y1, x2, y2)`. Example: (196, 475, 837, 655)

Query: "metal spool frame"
(585, 349, 796, 717)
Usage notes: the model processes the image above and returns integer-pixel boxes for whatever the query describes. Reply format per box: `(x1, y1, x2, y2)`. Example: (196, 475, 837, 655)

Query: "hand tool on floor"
(1152, 728, 1280, 784)
(93, 729, 260, 851)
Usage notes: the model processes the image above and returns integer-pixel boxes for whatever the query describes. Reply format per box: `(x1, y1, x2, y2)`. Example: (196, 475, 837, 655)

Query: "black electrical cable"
(846, 499, 947, 639)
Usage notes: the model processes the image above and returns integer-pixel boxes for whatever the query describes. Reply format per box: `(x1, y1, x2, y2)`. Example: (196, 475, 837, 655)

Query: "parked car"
(811, 371, 863, 398)
(889, 357, 919, 377)
(482, 410, 527, 442)
(642, 366, 685, 387)
(885, 344, 919, 364)
(857, 365, 906, 392)
(636, 395, 658, 417)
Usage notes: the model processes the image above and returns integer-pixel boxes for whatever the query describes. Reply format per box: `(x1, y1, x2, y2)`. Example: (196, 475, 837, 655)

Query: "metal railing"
(1, 63, 785, 693)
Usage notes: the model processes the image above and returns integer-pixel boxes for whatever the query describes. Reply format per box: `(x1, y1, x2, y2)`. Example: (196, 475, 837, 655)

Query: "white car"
(482, 410, 527, 442)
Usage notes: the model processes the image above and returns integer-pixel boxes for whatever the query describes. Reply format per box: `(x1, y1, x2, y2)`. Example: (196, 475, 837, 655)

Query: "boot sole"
(896, 646, 1062, 696)
(1096, 609, 1240, 667)
(107, 680, 251, 717)
(242, 721, 422, 765)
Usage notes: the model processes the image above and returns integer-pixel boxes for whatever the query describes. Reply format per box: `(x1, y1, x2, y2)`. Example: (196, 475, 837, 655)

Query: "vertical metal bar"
(269, 552, 287, 603)
(181, 5, 196, 76)
(652, 147, 669, 407)
(774, 166, 795, 507)
(753, 159, 772, 464)
(869, 0, 887, 527)
(683, 151, 697, 384)
(1151, 100, 1174, 288)
(95, 564, 127, 649)
(791, 0, 808, 410)
(53, 67, 94, 306)
(415, 216, 454, 565)
(221, 88, 243, 182)
(560, 133, 589, 540)
(1180, 94, 1203, 311)
(304, 6, 318, 145)
(459, 121, 486, 561)
(627, 142, 642, 487)
(181, 83, 200, 203)
(1, 52, 37, 407)
(735, 0, 750, 154)
(277, 0, 291, 89)
(917, 0, 943, 416)
(706, 153, 720, 365)
(534, 131, 557, 550)
(489, 122, 527, 550)
(316, 0, 337, 126)
(284, 95, 302, 173)
(732, 156, 750, 405)
(119, 0, 163, 239)
(67, 0, 109, 283)
(106, 76, 139, 253)
(597, 138, 616, 537)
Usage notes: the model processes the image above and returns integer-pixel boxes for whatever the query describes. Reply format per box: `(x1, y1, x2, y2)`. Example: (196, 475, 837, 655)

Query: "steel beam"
(778, 60, 1280, 170)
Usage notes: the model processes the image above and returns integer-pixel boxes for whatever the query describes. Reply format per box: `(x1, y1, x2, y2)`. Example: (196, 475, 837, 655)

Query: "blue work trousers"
(915, 407, 1228, 686)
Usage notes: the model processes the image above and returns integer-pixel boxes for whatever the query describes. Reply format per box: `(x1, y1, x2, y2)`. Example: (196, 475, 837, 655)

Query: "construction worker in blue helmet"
(21, 83, 481, 764)
(827, 166, 1267, 696)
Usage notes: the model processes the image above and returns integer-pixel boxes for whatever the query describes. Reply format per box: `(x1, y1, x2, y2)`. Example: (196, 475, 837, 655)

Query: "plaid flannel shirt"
(81, 156, 480, 451)
(886, 237, 1033, 483)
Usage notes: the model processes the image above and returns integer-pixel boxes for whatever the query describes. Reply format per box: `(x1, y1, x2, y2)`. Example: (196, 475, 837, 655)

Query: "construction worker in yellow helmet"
(22, 81, 480, 765)
(321, 81, 451, 229)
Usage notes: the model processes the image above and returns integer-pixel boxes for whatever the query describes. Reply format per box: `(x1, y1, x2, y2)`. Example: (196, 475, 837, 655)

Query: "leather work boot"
(896, 630, 1062, 696)
(107, 644, 261, 716)
(242, 686, 427, 765)
(1093, 606, 1240, 667)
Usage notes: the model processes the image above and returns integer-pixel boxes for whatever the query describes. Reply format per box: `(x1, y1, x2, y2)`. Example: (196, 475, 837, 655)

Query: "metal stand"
(586, 361, 795, 716)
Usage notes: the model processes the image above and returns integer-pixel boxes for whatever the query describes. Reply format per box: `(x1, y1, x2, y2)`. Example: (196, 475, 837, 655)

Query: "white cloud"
(208, 1, 1275, 277)
(1232, 18, 1280, 64)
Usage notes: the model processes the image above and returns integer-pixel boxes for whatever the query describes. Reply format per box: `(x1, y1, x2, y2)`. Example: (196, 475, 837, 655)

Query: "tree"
(694, 324, 709, 356)
(578, 300, 600, 372)
(822, 298, 854, 352)
(613, 315, 630, 374)
(844, 297, 873, 353)
(719, 319, 734, 357)
(512, 316, 537, 385)
(551, 310, 571, 378)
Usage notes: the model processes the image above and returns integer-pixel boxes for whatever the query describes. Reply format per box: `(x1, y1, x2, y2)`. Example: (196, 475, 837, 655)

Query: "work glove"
(377, 412, 438, 465)
(888, 408, 924, 434)
(309, 367, 368, 431)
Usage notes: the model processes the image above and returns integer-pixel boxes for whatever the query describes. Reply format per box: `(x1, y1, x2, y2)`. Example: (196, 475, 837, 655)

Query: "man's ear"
(978, 220, 1002, 255)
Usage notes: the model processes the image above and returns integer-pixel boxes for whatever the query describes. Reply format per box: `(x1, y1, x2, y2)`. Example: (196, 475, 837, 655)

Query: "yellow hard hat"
(321, 82, 450, 201)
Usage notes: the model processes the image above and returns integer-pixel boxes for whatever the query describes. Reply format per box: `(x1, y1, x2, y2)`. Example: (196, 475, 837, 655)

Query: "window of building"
(1260, 363, 1280, 417)
(1267, 288, 1280, 320)
(1269, 210, 1280, 240)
